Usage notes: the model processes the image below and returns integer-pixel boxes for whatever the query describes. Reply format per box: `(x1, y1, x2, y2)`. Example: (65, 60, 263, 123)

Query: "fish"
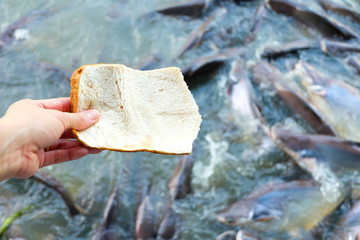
(91, 188, 119, 240)
(32, 171, 84, 216)
(228, 60, 261, 119)
(267, 0, 360, 39)
(216, 230, 237, 240)
(251, 61, 336, 136)
(261, 40, 318, 59)
(216, 180, 345, 236)
(156, 0, 207, 18)
(249, 1, 267, 34)
(332, 200, 360, 239)
(156, 206, 178, 239)
(135, 182, 156, 240)
(91, 173, 127, 240)
(319, 0, 360, 24)
(176, 8, 227, 59)
(182, 47, 244, 80)
(0, 7, 57, 52)
(347, 55, 360, 74)
(290, 61, 360, 141)
(235, 230, 259, 240)
(168, 155, 194, 201)
(271, 127, 360, 174)
(320, 39, 360, 56)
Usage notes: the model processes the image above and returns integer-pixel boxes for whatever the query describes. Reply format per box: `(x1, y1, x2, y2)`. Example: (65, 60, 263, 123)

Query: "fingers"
(60, 109, 100, 130)
(48, 139, 82, 151)
(60, 130, 76, 139)
(42, 147, 101, 167)
(34, 97, 71, 112)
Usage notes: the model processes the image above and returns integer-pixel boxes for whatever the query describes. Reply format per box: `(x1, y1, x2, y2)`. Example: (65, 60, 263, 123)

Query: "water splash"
(193, 133, 229, 189)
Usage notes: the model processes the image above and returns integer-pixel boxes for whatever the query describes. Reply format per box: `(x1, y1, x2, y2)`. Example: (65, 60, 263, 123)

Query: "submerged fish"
(333, 200, 360, 240)
(32, 171, 83, 216)
(319, 0, 360, 24)
(182, 47, 244, 80)
(271, 127, 360, 174)
(156, 0, 207, 18)
(216, 180, 345, 236)
(251, 61, 336, 136)
(267, 0, 360, 39)
(288, 61, 360, 141)
(261, 40, 318, 59)
(347, 55, 360, 74)
(157, 206, 178, 239)
(135, 183, 156, 240)
(228, 60, 261, 119)
(176, 8, 227, 59)
(249, 1, 267, 34)
(216, 230, 237, 240)
(168, 155, 194, 201)
(321, 39, 360, 56)
(0, 7, 57, 51)
(91, 189, 119, 240)
(91, 173, 127, 240)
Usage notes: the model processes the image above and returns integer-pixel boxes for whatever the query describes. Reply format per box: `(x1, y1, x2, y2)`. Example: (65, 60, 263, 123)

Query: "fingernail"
(86, 109, 99, 121)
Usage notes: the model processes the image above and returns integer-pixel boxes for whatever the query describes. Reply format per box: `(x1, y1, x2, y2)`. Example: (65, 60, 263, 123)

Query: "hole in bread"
(78, 68, 83, 74)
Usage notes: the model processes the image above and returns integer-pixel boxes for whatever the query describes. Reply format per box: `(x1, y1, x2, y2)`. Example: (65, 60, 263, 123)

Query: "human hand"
(0, 97, 101, 181)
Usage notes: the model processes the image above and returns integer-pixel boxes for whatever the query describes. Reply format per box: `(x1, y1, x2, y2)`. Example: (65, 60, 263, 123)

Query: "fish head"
(216, 200, 256, 226)
(216, 199, 281, 226)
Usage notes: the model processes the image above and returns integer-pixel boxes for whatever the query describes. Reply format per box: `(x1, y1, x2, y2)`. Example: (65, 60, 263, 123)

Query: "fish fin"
(252, 204, 282, 222)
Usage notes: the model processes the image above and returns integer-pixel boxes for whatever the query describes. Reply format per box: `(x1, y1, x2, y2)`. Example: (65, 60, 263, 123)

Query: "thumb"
(61, 109, 100, 130)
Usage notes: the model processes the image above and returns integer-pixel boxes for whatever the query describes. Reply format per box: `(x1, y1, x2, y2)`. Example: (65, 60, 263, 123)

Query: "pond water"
(1, 0, 360, 239)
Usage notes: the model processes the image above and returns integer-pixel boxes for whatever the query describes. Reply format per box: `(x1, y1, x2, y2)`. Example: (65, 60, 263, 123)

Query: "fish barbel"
(216, 180, 345, 236)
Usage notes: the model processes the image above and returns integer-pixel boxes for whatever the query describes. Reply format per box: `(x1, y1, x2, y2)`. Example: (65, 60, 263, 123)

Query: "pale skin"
(0, 97, 101, 181)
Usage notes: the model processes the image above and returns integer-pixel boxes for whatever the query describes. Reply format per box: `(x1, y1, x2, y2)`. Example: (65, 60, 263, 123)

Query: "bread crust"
(70, 64, 192, 155)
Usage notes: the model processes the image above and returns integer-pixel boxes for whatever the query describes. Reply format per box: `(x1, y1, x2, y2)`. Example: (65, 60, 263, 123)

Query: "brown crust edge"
(70, 64, 191, 155)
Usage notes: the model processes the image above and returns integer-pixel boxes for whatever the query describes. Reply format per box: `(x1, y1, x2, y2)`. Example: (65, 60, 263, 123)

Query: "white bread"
(70, 64, 201, 154)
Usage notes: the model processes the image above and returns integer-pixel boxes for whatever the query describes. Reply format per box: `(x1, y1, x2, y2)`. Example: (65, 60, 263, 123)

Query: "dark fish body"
(168, 155, 194, 200)
(267, 0, 360, 39)
(32, 171, 82, 216)
(250, 2, 267, 34)
(301, 62, 360, 126)
(333, 200, 360, 239)
(182, 47, 244, 79)
(251, 61, 336, 136)
(0, 8, 56, 51)
(176, 8, 226, 58)
(348, 55, 360, 74)
(272, 128, 360, 173)
(91, 172, 127, 240)
(157, 0, 206, 18)
(321, 39, 360, 56)
(319, 0, 360, 24)
(91, 190, 119, 240)
(228, 60, 261, 119)
(135, 195, 156, 240)
(157, 206, 177, 239)
(261, 40, 318, 59)
(216, 180, 345, 235)
(282, 61, 360, 141)
(216, 230, 236, 240)
(236, 230, 259, 240)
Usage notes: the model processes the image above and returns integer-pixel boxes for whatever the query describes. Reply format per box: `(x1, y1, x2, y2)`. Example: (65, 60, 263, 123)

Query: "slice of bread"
(70, 64, 201, 154)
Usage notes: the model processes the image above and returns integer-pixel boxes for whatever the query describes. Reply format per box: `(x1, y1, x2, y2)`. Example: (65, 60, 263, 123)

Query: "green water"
(1, 0, 360, 239)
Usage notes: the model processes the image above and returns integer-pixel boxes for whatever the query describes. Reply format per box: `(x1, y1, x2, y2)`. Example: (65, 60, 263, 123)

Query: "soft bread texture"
(70, 64, 201, 154)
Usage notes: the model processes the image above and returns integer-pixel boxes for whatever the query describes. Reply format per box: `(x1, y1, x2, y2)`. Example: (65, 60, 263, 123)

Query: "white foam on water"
(312, 162, 343, 203)
(13, 28, 29, 41)
(193, 133, 229, 189)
